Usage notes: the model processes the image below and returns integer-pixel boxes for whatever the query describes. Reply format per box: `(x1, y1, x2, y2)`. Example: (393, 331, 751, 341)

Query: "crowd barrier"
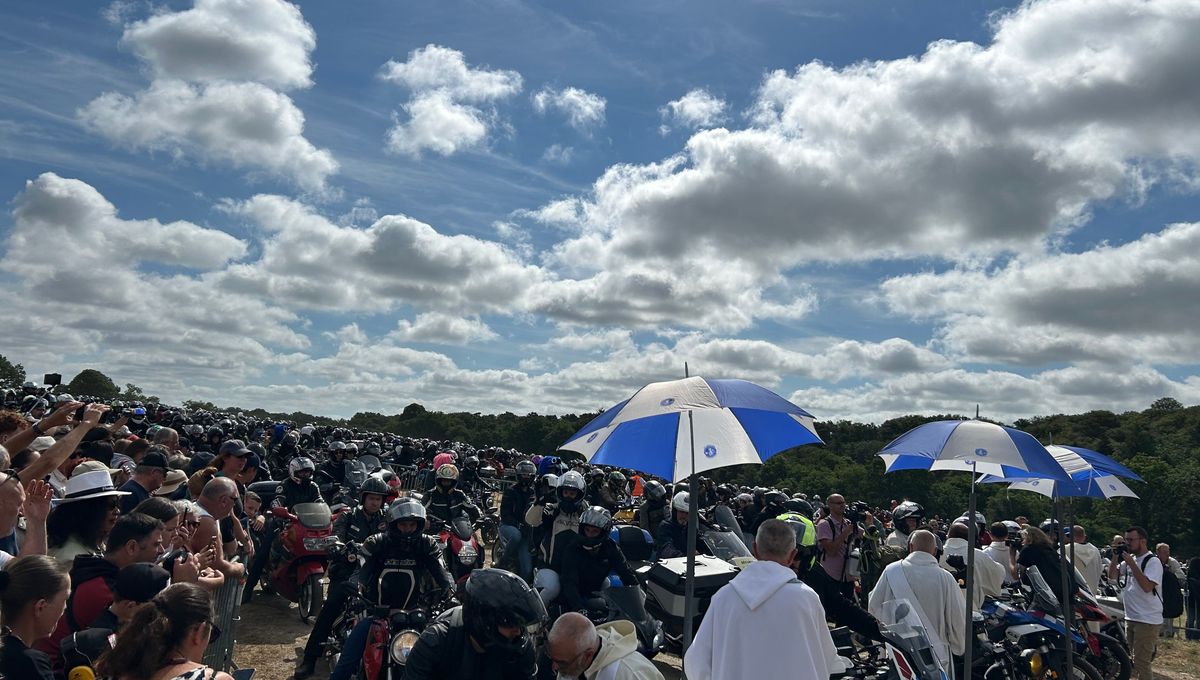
(203, 564, 246, 672)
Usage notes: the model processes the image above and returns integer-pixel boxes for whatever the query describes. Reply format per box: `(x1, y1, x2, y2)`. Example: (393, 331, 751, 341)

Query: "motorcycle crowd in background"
(1, 382, 1197, 680)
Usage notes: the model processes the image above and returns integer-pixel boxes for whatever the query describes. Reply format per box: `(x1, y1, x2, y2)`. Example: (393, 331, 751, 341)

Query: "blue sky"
(3, 0, 1199, 424)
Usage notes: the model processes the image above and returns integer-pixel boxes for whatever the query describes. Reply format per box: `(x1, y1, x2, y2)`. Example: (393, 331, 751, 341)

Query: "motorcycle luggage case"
(248, 480, 280, 508)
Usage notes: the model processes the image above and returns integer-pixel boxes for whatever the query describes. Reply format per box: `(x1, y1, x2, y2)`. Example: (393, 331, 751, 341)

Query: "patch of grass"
(1156, 637, 1200, 680)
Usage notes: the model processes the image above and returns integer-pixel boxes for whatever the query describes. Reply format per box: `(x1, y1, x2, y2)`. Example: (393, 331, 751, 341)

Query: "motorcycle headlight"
(1020, 649, 1045, 680)
(303, 536, 336, 551)
(389, 630, 421, 665)
(457, 544, 478, 565)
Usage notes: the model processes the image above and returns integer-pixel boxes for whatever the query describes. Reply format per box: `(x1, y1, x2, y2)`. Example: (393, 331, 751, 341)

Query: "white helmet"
(672, 491, 691, 512)
(288, 456, 316, 483)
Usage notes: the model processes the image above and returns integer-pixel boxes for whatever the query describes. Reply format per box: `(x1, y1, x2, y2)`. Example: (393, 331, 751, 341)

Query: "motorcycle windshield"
(1025, 566, 1062, 611)
(712, 505, 740, 533)
(294, 503, 332, 529)
(603, 586, 650, 622)
(344, 461, 367, 488)
(877, 599, 949, 680)
(359, 455, 382, 472)
(702, 530, 752, 562)
(451, 516, 474, 540)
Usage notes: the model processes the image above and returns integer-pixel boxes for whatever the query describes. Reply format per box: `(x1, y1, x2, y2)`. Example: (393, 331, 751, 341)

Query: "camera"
(845, 500, 869, 523)
(1112, 544, 1129, 559)
(1005, 535, 1024, 550)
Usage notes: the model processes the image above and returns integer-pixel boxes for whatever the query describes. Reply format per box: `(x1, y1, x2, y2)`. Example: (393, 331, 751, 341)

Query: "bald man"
(868, 530, 965, 671)
(546, 612, 663, 680)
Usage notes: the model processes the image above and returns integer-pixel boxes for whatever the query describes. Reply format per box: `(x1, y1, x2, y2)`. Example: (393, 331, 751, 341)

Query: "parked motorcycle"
(264, 502, 341, 622)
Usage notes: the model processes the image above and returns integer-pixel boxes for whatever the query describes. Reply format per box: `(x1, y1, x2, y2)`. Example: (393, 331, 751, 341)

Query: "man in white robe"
(685, 519, 837, 680)
(869, 530, 966, 669)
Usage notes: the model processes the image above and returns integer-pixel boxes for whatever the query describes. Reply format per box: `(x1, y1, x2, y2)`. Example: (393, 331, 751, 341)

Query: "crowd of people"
(0, 383, 1196, 680)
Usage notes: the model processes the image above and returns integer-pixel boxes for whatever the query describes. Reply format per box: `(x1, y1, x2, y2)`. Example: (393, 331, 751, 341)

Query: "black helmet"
(462, 569, 547, 652)
(578, 506, 613, 549)
(763, 491, 788, 508)
(247, 442, 267, 458)
(587, 468, 605, 483)
(464, 456, 479, 469)
(644, 480, 668, 502)
(360, 476, 390, 501)
(515, 460, 537, 485)
(893, 501, 924, 525)
(784, 498, 814, 516)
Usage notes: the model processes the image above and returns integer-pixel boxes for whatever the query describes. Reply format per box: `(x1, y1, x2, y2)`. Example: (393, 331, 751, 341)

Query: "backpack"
(1141, 555, 1184, 619)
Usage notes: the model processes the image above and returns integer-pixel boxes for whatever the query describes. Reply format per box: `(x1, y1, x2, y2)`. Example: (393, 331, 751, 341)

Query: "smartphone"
(43, 373, 62, 387)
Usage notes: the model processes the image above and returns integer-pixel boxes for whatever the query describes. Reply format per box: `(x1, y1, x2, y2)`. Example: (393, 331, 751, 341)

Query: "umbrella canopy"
(988, 474, 1139, 499)
(978, 444, 1142, 499)
(559, 376, 822, 482)
(878, 419, 1070, 482)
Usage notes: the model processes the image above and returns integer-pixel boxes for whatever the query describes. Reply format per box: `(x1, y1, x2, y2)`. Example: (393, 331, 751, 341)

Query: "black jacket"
(402, 607, 536, 680)
(800, 563, 882, 641)
(656, 517, 691, 559)
(270, 478, 324, 509)
(356, 532, 452, 607)
(559, 538, 637, 612)
(334, 507, 387, 546)
(639, 499, 667, 535)
(458, 468, 492, 495)
(500, 484, 535, 528)
(423, 488, 479, 526)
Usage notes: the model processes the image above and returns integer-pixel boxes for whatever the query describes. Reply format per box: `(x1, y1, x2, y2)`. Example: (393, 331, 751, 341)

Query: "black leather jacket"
(423, 488, 479, 526)
(402, 607, 536, 680)
(355, 532, 451, 607)
(270, 478, 324, 509)
(334, 507, 387, 545)
(559, 538, 637, 612)
(499, 484, 535, 528)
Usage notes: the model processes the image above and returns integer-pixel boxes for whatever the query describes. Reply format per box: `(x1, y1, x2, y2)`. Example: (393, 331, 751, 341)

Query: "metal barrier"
(203, 564, 246, 671)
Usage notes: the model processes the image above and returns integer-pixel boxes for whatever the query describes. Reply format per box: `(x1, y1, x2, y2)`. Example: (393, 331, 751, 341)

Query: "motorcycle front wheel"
(1089, 633, 1132, 680)
(1047, 651, 1104, 680)
(299, 573, 325, 623)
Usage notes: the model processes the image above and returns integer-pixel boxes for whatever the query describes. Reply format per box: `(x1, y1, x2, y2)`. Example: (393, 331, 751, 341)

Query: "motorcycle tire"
(1089, 633, 1132, 680)
(1048, 651, 1104, 680)
(489, 536, 511, 570)
(299, 573, 325, 624)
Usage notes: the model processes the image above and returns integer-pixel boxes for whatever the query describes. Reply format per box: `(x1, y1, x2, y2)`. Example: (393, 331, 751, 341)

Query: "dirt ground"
(233, 595, 683, 680)
(234, 595, 1197, 680)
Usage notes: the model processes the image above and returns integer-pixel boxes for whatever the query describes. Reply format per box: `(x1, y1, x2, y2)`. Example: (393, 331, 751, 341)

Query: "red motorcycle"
(432, 516, 484, 588)
(265, 502, 341, 622)
(360, 593, 446, 680)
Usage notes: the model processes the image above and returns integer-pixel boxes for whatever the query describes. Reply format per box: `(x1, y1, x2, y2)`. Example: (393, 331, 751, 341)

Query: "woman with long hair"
(0, 554, 70, 680)
(96, 582, 234, 680)
(1018, 525, 1075, 603)
(47, 471, 128, 567)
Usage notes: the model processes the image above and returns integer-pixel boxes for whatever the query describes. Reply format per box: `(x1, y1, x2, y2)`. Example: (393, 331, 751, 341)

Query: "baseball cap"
(113, 563, 170, 602)
(140, 450, 169, 471)
(218, 439, 251, 457)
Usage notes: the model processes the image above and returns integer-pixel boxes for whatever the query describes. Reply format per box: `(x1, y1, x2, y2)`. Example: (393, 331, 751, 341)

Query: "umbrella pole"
(682, 409, 700, 660)
(1056, 496, 1074, 680)
(964, 463, 977, 680)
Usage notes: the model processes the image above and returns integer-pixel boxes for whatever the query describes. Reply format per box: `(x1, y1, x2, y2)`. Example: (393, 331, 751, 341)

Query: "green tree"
(66, 368, 120, 399)
(0, 354, 25, 390)
(1150, 397, 1183, 412)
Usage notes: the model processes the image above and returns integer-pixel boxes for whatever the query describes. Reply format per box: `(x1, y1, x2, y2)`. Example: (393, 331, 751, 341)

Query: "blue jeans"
(329, 617, 371, 680)
(1186, 596, 1200, 640)
(499, 524, 532, 581)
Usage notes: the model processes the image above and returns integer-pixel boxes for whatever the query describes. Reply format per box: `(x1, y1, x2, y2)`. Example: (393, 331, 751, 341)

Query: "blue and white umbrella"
(559, 376, 822, 482)
(878, 419, 1070, 482)
(978, 444, 1142, 499)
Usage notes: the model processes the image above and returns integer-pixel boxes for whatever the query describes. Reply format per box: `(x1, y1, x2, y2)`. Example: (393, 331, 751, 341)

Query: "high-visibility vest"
(631, 475, 644, 497)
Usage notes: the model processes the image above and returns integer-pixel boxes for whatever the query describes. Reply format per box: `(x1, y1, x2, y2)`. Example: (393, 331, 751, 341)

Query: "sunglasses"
(0, 469, 19, 491)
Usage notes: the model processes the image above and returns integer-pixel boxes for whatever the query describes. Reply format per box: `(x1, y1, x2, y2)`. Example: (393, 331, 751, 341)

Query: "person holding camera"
(817, 494, 862, 601)
(1107, 526, 1162, 680)
(982, 521, 1019, 584)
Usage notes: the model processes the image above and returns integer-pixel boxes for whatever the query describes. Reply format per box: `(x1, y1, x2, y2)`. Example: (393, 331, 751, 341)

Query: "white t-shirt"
(1118, 552, 1164, 625)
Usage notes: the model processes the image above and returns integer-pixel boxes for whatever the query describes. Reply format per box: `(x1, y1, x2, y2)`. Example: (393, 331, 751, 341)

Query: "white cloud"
(380, 45, 522, 157)
(82, 0, 336, 191)
(217, 194, 546, 314)
(391, 312, 499, 345)
(659, 88, 727, 132)
(532, 86, 606, 132)
(879, 221, 1200, 366)
(542, 143, 575, 164)
(547, 329, 634, 353)
(80, 80, 338, 193)
(120, 0, 316, 90)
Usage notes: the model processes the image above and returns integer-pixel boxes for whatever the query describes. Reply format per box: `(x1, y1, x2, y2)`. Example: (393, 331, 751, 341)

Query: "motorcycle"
(588, 584, 665, 659)
(431, 515, 484, 587)
(265, 502, 342, 622)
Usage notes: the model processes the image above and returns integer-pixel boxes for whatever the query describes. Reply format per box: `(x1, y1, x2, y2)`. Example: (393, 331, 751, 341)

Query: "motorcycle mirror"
(270, 506, 291, 519)
(894, 602, 911, 620)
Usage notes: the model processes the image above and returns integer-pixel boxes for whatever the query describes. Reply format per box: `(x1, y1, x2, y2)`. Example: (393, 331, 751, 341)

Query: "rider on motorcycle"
(327, 498, 454, 680)
(499, 460, 538, 580)
(656, 491, 703, 559)
(318, 441, 350, 493)
(638, 480, 669, 536)
(458, 456, 494, 497)
(559, 506, 637, 613)
(423, 464, 481, 528)
(525, 470, 586, 606)
(243, 457, 325, 602)
(402, 568, 545, 680)
(593, 471, 626, 513)
(294, 476, 390, 678)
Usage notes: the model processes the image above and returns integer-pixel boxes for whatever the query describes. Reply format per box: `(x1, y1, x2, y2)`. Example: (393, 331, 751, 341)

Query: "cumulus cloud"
(879, 221, 1200, 366)
(217, 194, 545, 314)
(120, 0, 316, 89)
(380, 45, 522, 157)
(532, 86, 606, 132)
(80, 80, 337, 193)
(659, 88, 727, 133)
(81, 0, 336, 191)
(542, 143, 575, 164)
(391, 312, 499, 345)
